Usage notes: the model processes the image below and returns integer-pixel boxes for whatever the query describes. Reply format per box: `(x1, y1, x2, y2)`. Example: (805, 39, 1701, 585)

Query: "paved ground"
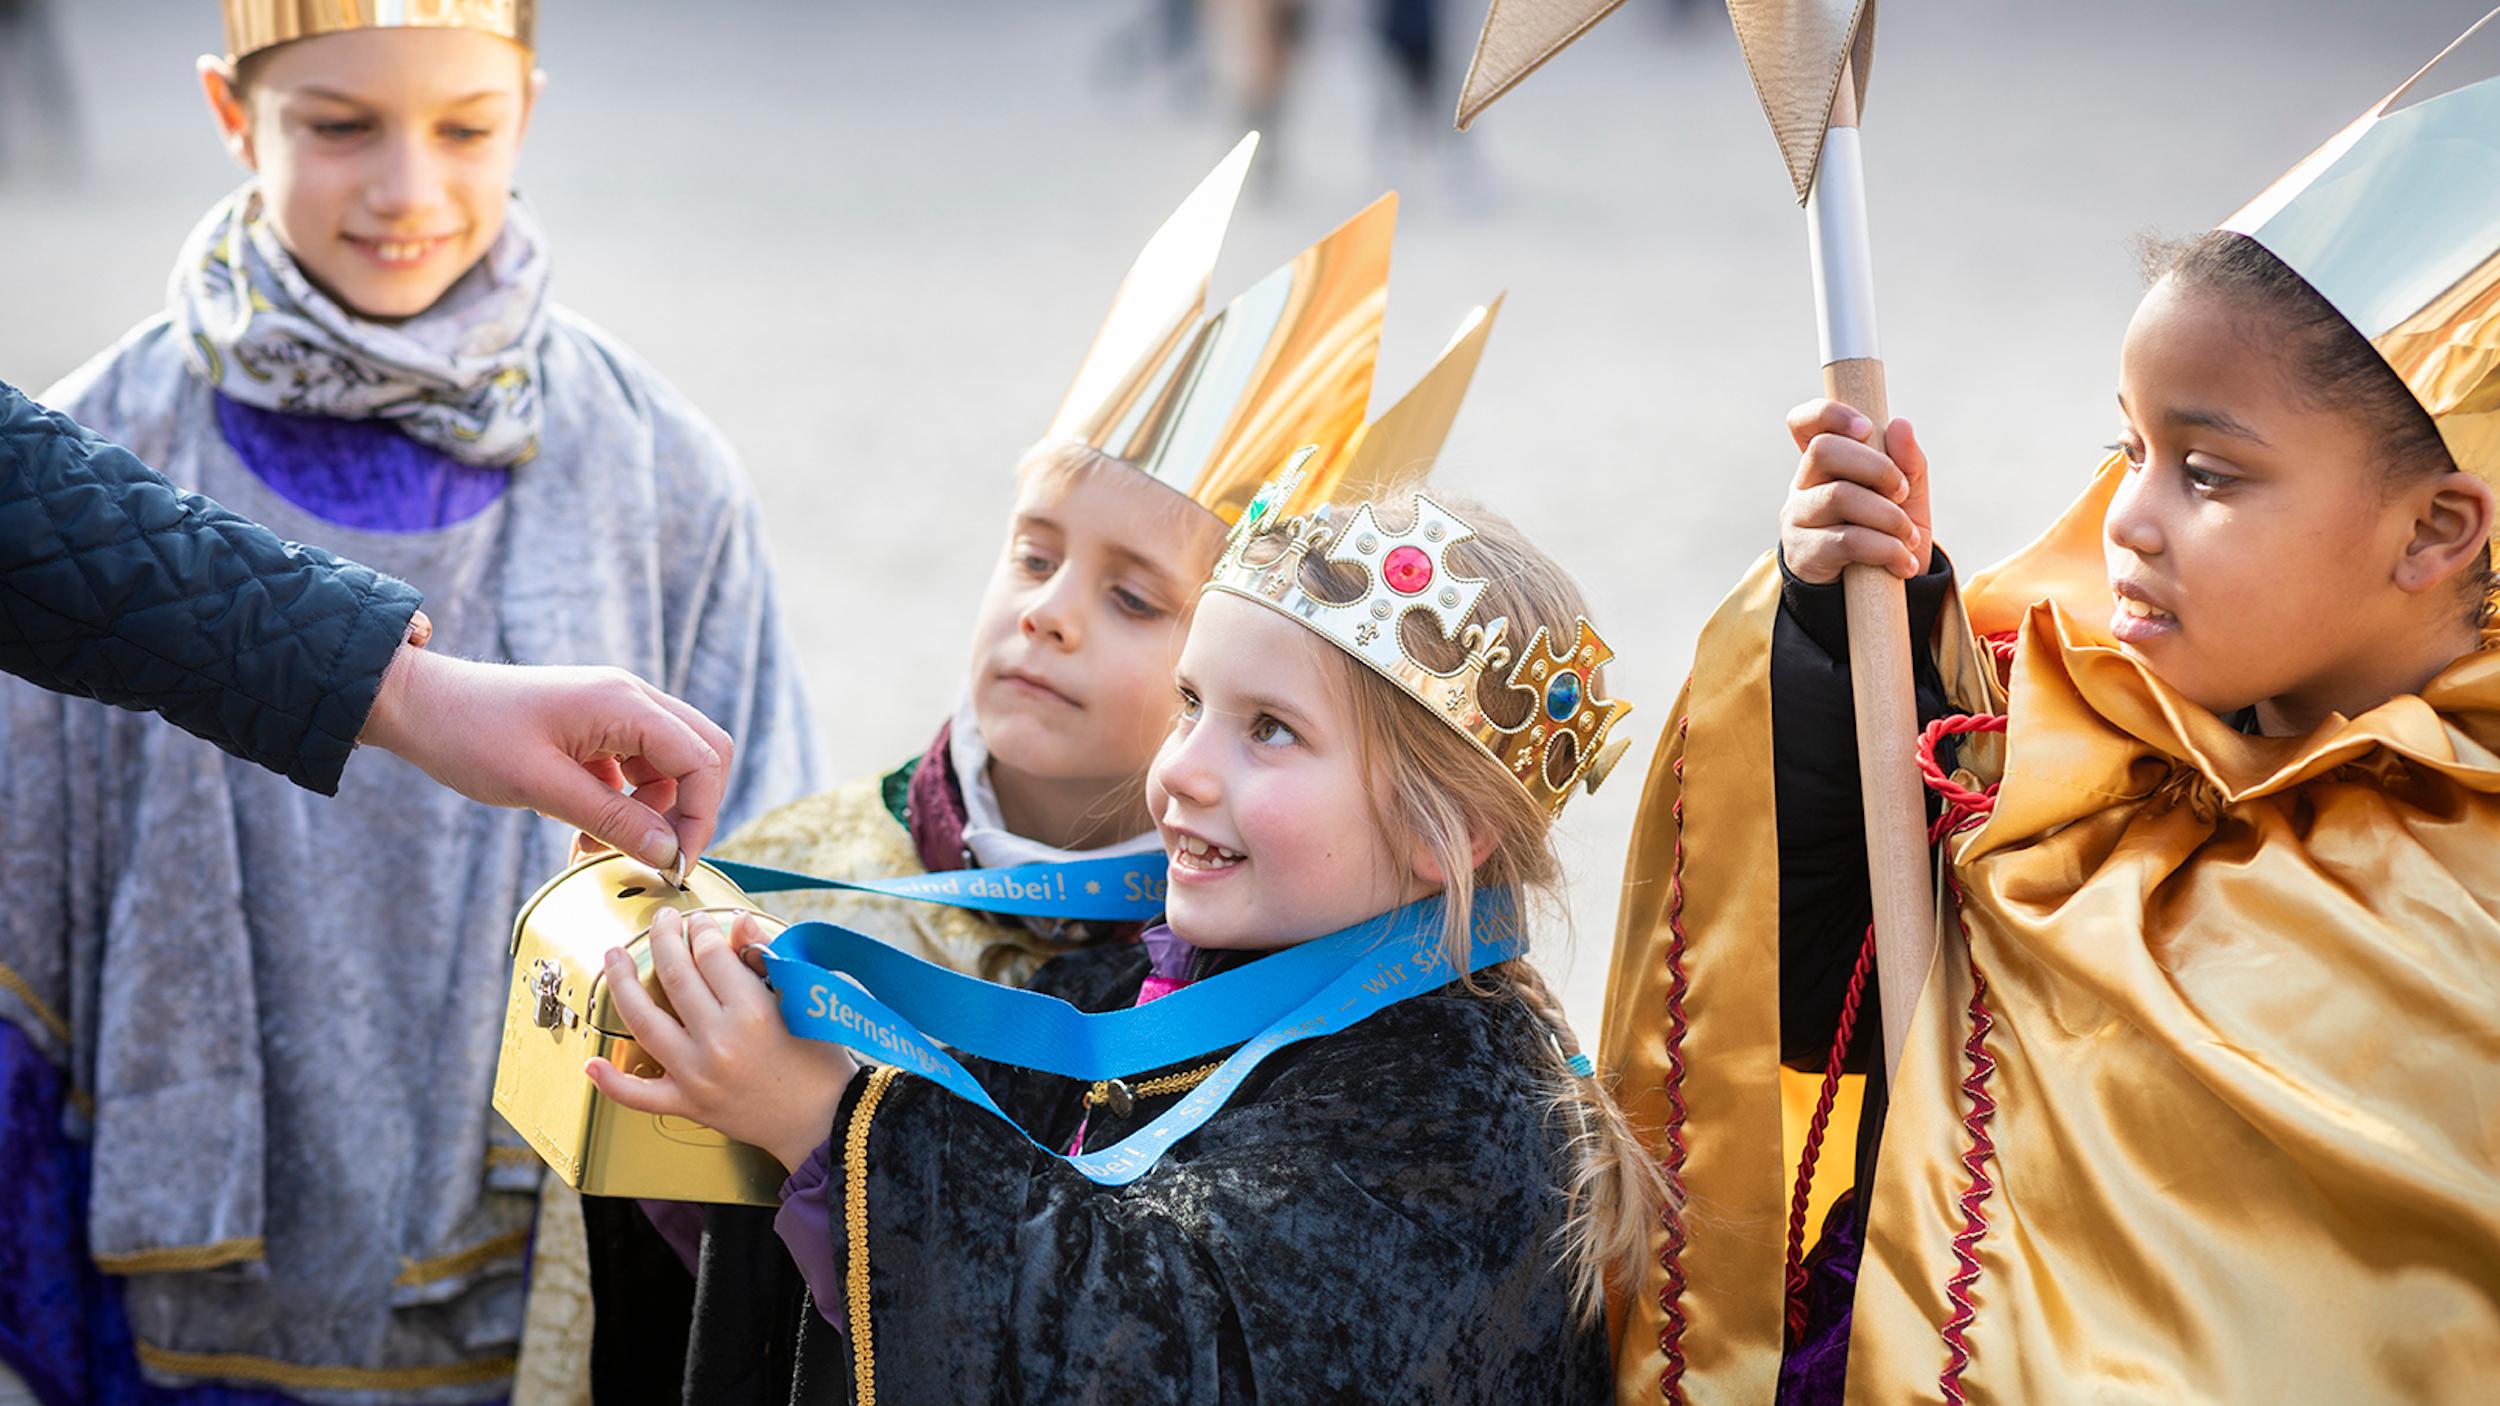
(1, 0, 2482, 1029)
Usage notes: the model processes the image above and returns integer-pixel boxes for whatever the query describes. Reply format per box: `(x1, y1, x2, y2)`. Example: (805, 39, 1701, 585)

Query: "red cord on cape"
(1782, 921, 1877, 1339)
(1779, 709, 2008, 1355)
(1919, 713, 2007, 841)
(1981, 629, 2019, 673)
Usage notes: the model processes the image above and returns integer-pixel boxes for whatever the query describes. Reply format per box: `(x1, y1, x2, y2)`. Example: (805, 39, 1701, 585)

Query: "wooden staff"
(1807, 64, 1934, 1078)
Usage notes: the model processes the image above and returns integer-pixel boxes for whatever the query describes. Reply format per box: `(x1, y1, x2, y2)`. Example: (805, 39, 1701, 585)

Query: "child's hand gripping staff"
(597, 891, 1527, 1184)
(1777, 391, 1940, 1059)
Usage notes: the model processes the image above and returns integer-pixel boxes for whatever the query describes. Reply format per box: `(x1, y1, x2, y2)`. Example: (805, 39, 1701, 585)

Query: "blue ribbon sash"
(757, 895, 1520, 1186)
(712, 852, 1168, 923)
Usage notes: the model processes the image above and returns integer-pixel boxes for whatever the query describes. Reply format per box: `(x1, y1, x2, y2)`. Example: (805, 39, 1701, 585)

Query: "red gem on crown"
(1383, 545, 1433, 595)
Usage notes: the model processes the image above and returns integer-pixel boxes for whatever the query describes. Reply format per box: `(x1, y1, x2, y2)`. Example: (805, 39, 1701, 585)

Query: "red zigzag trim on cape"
(1917, 713, 2010, 1402)
(1657, 715, 1693, 1405)
(1936, 882, 1999, 1406)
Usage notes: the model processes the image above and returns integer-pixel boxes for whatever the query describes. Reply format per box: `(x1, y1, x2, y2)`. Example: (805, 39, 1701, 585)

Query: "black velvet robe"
(676, 940, 1610, 1406)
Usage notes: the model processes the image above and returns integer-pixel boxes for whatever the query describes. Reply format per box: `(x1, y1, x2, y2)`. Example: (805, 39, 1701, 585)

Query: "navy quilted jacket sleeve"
(0, 379, 421, 795)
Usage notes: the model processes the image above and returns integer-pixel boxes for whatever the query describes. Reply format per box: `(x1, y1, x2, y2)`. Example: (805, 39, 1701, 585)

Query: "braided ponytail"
(1497, 957, 1671, 1323)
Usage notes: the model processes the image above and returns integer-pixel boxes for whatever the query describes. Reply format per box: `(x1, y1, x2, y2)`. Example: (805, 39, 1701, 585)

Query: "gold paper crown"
(222, 0, 535, 61)
(1048, 134, 1396, 525)
(2221, 10, 2500, 497)
(1205, 450, 1633, 817)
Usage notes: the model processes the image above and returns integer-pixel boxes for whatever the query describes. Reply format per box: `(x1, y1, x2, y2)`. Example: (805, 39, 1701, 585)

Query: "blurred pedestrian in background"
(0, 0, 83, 182)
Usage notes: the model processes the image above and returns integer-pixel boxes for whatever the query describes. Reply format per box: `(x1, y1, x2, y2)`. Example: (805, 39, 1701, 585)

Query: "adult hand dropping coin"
(362, 647, 733, 874)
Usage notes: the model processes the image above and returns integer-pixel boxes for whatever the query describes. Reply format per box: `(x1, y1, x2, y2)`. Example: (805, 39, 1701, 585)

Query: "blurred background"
(0, 0, 2482, 1030)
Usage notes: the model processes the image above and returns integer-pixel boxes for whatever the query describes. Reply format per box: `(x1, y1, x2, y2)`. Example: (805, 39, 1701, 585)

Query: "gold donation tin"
(495, 852, 789, 1206)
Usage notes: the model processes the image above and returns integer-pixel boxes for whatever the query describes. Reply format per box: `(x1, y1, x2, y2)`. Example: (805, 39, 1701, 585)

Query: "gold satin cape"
(1603, 456, 2500, 1404)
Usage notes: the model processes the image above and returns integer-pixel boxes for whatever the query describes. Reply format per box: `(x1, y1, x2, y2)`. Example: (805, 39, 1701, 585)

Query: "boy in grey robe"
(0, 10, 820, 1402)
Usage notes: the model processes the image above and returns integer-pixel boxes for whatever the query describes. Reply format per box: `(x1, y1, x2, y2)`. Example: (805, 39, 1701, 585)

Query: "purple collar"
(1135, 922, 1277, 1006)
(1139, 923, 1196, 985)
(214, 393, 510, 533)
(1134, 923, 1202, 1006)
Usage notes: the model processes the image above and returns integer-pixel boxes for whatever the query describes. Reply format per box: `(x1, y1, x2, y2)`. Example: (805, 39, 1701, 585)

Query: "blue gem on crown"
(1545, 670, 1582, 722)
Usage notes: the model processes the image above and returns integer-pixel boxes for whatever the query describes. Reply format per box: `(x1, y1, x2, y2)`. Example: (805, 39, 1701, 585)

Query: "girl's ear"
(197, 55, 256, 171)
(1408, 825, 1497, 887)
(2396, 470, 2495, 596)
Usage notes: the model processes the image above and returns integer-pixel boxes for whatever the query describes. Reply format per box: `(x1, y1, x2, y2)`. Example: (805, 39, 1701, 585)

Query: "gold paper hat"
(1048, 134, 1396, 525)
(222, 0, 536, 61)
(2222, 10, 2500, 493)
(1205, 428, 1633, 818)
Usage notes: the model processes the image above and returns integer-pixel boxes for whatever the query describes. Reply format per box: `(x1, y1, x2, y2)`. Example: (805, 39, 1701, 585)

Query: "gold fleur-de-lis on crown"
(1261, 509, 1335, 599)
(1460, 618, 1512, 677)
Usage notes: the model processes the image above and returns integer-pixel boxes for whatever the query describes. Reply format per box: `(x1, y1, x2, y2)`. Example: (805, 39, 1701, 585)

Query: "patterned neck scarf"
(905, 716, 973, 874)
(171, 184, 552, 468)
(945, 693, 1164, 872)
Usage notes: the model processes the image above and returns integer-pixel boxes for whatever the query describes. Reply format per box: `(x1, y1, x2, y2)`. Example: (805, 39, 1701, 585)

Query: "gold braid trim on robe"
(509, 1180, 592, 1406)
(1608, 454, 2500, 1403)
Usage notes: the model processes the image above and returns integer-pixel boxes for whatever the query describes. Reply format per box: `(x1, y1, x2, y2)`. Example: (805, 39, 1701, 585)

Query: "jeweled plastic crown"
(1205, 454, 1633, 816)
(223, 0, 534, 61)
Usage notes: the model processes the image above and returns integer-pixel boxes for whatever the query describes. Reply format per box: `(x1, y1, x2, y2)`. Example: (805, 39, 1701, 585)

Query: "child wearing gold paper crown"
(573, 145, 1492, 1398)
(589, 463, 1663, 1404)
(1603, 22, 2500, 1406)
(574, 426, 1230, 1398)
(681, 135, 1364, 995)
(0, 5, 818, 1404)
